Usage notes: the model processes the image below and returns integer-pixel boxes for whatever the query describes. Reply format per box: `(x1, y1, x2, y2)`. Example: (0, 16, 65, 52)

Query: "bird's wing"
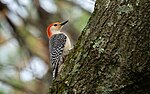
(49, 33, 67, 79)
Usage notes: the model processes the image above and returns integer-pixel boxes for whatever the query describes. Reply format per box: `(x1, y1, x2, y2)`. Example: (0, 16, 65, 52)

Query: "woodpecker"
(47, 20, 72, 79)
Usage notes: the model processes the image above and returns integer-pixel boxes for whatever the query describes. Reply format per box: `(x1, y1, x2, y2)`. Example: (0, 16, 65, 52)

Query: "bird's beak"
(60, 20, 68, 26)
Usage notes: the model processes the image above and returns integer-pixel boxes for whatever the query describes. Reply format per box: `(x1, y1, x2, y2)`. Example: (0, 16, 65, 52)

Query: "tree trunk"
(49, 0, 150, 93)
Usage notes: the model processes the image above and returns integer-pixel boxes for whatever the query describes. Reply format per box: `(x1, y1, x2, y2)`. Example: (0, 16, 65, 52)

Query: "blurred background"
(0, 0, 95, 94)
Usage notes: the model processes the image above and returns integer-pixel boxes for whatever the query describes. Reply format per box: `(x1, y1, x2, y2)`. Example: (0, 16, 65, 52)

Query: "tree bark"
(49, 0, 150, 93)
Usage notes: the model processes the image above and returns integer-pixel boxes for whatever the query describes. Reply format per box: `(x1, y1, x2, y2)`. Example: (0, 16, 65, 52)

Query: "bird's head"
(46, 20, 68, 39)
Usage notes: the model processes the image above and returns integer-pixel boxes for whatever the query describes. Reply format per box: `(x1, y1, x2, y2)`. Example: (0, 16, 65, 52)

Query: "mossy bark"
(49, 0, 150, 93)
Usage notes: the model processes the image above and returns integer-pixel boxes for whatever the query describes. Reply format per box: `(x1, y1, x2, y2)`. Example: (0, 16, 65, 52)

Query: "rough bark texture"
(49, 0, 150, 93)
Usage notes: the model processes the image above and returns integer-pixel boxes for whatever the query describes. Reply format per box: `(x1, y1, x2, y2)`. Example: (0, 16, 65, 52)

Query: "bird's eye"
(54, 24, 57, 26)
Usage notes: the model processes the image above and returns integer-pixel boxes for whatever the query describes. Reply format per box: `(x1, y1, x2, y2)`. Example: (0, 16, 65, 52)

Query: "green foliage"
(0, 90, 5, 94)
(74, 12, 91, 32)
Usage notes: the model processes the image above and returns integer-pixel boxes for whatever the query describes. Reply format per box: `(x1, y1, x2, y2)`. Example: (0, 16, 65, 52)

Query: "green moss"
(107, 21, 114, 27)
(105, 0, 110, 8)
(93, 37, 105, 54)
(71, 63, 80, 75)
(83, 52, 88, 58)
(74, 51, 82, 64)
(136, 0, 140, 6)
(116, 4, 133, 14)
(65, 80, 69, 86)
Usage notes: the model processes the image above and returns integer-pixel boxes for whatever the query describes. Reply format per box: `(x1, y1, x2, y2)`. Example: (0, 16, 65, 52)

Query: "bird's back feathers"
(49, 33, 67, 79)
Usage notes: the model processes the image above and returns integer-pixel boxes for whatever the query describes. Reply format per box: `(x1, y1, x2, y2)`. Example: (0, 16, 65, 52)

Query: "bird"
(46, 20, 72, 79)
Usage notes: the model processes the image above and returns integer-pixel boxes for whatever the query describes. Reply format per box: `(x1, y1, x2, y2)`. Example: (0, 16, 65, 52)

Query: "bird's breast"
(63, 35, 72, 55)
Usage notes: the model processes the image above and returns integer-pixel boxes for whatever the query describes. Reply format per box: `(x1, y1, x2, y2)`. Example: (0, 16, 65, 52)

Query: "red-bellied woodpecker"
(46, 20, 72, 79)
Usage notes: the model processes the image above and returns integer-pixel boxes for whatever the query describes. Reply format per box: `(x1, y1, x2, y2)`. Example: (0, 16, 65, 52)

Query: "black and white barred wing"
(49, 33, 67, 79)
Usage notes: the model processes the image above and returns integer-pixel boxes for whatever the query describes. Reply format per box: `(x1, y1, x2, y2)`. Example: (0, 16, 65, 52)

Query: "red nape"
(47, 24, 53, 39)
